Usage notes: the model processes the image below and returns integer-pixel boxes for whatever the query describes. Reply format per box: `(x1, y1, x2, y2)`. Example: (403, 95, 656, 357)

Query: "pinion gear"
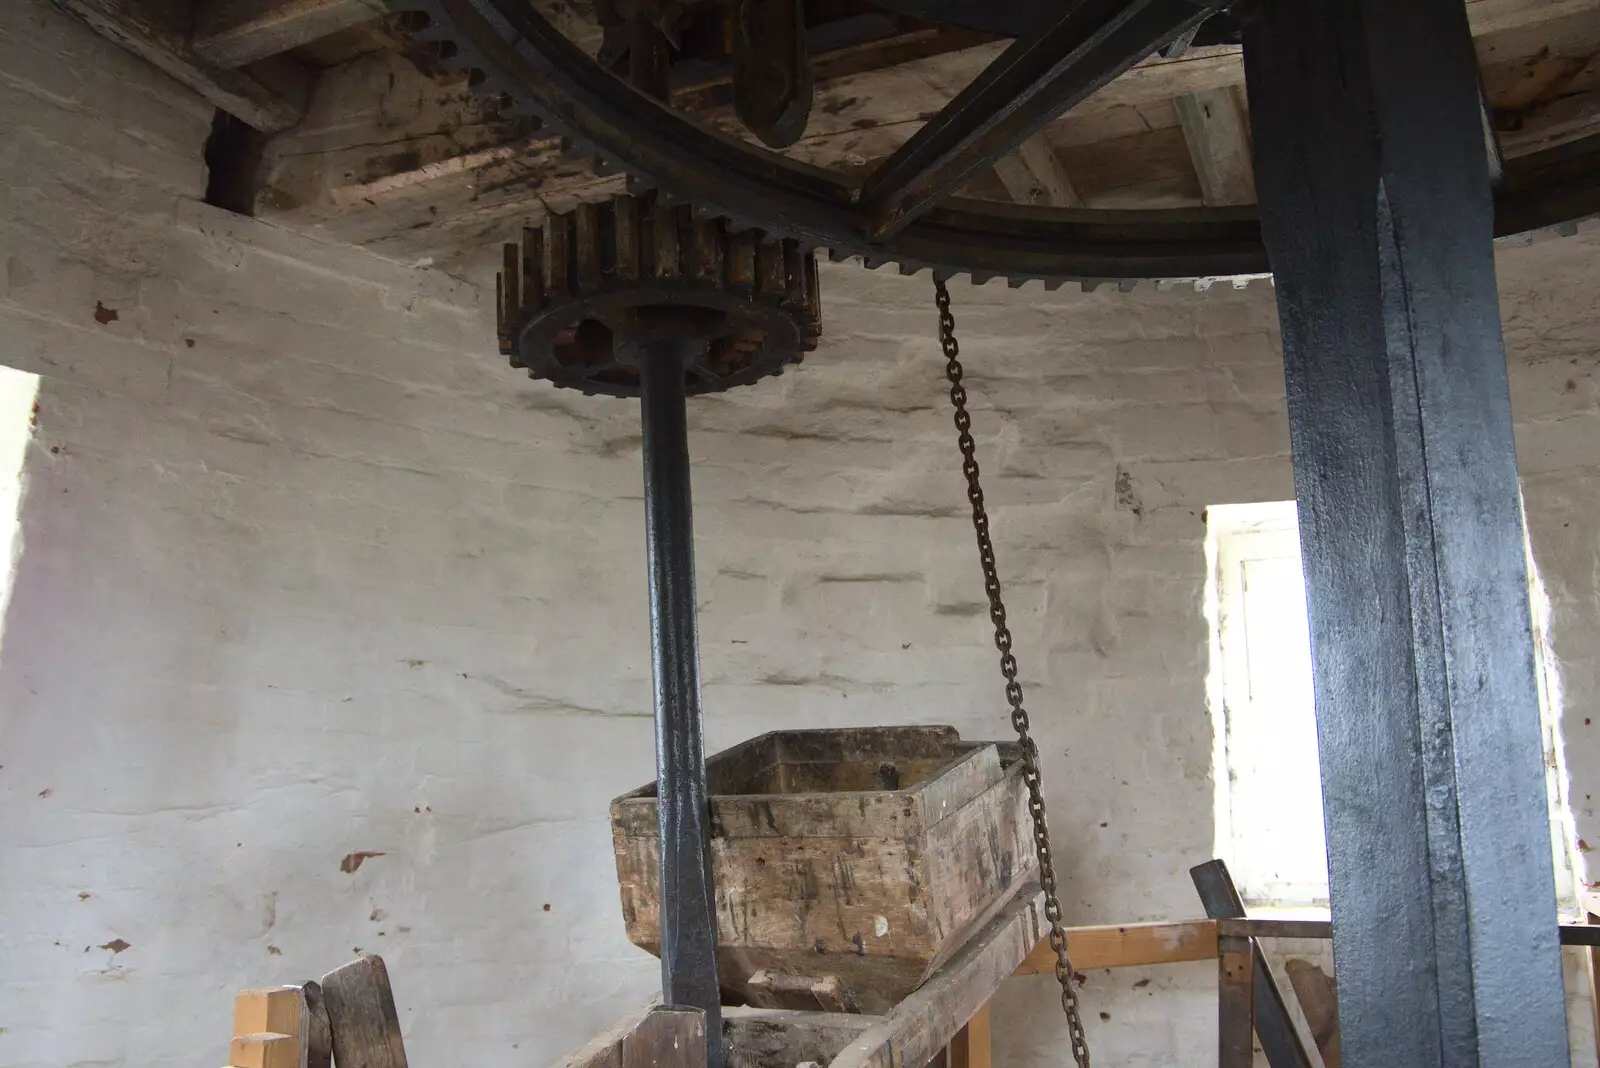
(498, 193, 822, 396)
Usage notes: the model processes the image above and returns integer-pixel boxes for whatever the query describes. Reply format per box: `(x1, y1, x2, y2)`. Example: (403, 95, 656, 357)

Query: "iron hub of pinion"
(390, 0, 1600, 288)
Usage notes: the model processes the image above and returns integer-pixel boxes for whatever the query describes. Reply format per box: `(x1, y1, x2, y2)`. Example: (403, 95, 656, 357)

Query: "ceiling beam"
(1494, 56, 1600, 158)
(1174, 86, 1255, 205)
(193, 0, 385, 69)
(860, 0, 1221, 238)
(1467, 0, 1598, 36)
(49, 0, 1589, 147)
(247, 0, 1600, 269)
(47, 0, 307, 130)
(671, 15, 996, 99)
(993, 135, 1082, 206)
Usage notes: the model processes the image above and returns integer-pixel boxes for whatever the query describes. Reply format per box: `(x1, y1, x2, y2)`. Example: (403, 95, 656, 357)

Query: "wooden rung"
(230, 1032, 299, 1068)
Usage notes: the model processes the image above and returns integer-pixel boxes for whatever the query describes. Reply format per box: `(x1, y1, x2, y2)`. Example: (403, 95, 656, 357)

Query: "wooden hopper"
(610, 726, 1036, 1014)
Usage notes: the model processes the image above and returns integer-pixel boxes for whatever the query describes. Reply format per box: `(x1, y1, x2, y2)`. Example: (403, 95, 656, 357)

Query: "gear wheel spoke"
(387, 0, 1600, 288)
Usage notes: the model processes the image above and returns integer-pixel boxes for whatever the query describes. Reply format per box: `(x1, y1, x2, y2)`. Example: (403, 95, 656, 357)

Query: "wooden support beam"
(1016, 917, 1600, 978)
(1497, 70, 1600, 159)
(828, 884, 1042, 1068)
(1190, 862, 1312, 1068)
(193, 0, 385, 69)
(46, 0, 306, 131)
(993, 135, 1082, 207)
(672, 18, 995, 100)
(1243, 0, 1570, 1059)
(1175, 86, 1255, 205)
(947, 1003, 991, 1068)
(1468, 0, 1598, 36)
(724, 1008, 880, 1068)
(1216, 918, 1600, 947)
(1216, 918, 1331, 941)
(1585, 899, 1600, 1068)
(1015, 919, 1218, 974)
(1217, 935, 1254, 1068)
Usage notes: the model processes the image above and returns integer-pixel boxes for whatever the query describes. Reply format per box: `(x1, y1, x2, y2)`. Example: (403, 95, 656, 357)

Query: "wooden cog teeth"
(495, 193, 822, 395)
(498, 195, 823, 320)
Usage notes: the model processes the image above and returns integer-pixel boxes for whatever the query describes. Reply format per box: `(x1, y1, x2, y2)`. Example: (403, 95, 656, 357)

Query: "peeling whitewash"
(3, 1, 1600, 1066)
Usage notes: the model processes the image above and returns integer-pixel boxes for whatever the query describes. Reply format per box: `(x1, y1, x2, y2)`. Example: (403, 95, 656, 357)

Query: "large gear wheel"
(498, 193, 822, 396)
(392, 0, 1600, 287)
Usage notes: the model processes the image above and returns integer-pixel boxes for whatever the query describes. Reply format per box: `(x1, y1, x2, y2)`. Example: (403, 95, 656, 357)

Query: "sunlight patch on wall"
(0, 363, 40, 660)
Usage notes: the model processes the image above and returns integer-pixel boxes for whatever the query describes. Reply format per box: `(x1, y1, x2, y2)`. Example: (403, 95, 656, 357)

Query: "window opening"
(0, 363, 40, 659)
(1203, 500, 1581, 911)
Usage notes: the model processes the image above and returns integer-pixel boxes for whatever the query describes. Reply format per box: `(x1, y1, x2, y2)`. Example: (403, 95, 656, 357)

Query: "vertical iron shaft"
(638, 339, 724, 1068)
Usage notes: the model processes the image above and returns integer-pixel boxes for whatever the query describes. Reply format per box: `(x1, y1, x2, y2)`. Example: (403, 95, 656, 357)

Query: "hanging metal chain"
(934, 280, 1092, 1068)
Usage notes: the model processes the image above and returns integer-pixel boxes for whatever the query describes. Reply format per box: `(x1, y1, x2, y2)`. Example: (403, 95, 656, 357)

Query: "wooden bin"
(610, 726, 1036, 1014)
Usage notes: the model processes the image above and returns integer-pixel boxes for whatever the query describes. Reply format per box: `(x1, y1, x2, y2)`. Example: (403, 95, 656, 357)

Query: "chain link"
(934, 280, 1091, 1068)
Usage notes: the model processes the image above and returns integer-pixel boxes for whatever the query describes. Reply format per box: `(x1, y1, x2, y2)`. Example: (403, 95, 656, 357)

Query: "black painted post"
(1241, 3, 1567, 1067)
(638, 339, 724, 1068)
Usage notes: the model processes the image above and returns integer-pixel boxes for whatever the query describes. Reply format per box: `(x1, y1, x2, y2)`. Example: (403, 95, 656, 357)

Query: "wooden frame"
(1017, 917, 1600, 973)
(1009, 916, 1600, 1068)
(215, 912, 1600, 1068)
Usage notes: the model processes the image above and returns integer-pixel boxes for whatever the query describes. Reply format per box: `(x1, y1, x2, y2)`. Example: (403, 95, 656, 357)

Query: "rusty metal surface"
(933, 281, 1090, 1068)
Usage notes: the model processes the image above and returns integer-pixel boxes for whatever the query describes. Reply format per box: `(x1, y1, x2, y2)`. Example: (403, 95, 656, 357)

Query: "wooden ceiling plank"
(1174, 85, 1255, 205)
(993, 135, 1082, 206)
(858, 0, 1218, 236)
(1498, 80, 1600, 157)
(193, 0, 385, 69)
(1466, 0, 1600, 37)
(242, 0, 1600, 259)
(47, 0, 307, 130)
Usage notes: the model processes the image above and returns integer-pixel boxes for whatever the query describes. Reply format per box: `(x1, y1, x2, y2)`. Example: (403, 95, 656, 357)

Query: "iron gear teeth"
(379, 0, 1271, 292)
(383, 0, 1598, 292)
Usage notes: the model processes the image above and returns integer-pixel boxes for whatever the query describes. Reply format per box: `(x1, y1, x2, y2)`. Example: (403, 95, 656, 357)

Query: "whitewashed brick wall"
(3, 1, 1600, 1065)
